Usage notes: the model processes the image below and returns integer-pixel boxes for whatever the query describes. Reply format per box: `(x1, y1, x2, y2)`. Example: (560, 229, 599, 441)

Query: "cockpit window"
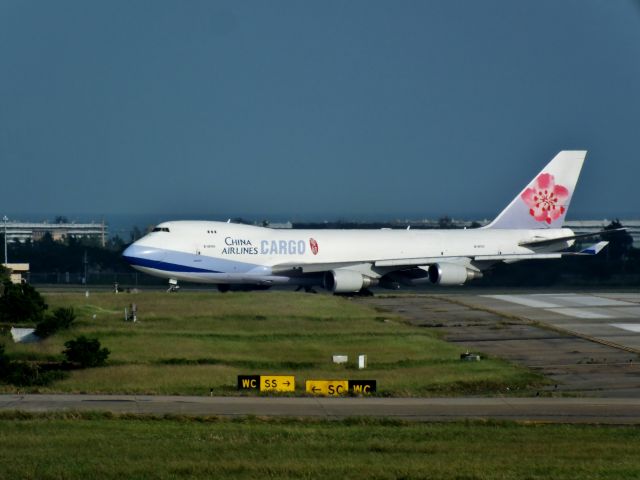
(152, 227, 170, 232)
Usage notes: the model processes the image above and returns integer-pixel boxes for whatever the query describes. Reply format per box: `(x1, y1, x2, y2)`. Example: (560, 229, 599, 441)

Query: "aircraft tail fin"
(485, 150, 586, 229)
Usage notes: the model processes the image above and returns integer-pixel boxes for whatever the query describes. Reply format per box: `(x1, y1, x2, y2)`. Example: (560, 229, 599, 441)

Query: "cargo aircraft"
(123, 151, 611, 293)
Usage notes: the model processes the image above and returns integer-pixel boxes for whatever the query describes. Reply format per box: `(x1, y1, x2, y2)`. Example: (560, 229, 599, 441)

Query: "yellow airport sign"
(306, 380, 349, 396)
(260, 375, 295, 392)
(349, 380, 376, 394)
(237, 375, 295, 392)
(237, 375, 260, 390)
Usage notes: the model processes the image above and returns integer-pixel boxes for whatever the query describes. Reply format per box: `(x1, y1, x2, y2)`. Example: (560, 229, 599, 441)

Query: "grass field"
(1, 413, 639, 479)
(1, 290, 545, 396)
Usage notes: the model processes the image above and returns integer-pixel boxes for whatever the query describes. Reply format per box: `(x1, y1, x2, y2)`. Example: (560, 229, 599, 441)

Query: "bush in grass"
(4, 361, 42, 386)
(0, 280, 48, 324)
(0, 346, 66, 387)
(4, 361, 67, 387)
(35, 307, 76, 338)
(63, 336, 110, 367)
(0, 344, 8, 378)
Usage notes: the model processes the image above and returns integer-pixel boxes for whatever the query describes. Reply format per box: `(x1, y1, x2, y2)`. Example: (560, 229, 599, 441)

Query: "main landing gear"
(167, 279, 180, 292)
(295, 286, 318, 294)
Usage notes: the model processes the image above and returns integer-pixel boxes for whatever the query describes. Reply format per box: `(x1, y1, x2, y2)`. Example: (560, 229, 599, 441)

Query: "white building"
(2, 221, 108, 247)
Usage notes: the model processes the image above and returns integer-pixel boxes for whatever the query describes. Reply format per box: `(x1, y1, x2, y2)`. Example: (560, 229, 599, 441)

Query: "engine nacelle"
(324, 269, 377, 293)
(428, 263, 482, 286)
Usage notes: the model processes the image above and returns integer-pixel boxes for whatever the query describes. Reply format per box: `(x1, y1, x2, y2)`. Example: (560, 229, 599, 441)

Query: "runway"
(1, 394, 639, 424)
(364, 290, 640, 397)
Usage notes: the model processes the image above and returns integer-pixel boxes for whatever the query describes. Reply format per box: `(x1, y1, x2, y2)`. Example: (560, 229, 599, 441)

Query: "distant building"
(2, 221, 108, 247)
(2, 263, 29, 284)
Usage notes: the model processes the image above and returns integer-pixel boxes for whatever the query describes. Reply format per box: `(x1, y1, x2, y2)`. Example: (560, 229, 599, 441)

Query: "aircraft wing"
(272, 241, 609, 274)
(519, 228, 625, 248)
(271, 261, 367, 274)
(378, 241, 609, 266)
(377, 253, 561, 266)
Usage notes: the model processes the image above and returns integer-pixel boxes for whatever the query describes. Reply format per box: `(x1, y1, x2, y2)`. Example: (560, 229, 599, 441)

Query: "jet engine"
(427, 263, 482, 286)
(324, 269, 378, 293)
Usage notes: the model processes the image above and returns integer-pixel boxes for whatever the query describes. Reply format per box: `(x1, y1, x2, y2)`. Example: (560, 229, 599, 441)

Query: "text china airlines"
(222, 237, 319, 256)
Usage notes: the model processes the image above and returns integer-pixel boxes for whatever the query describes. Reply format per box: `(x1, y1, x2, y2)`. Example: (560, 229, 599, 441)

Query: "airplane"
(123, 150, 612, 293)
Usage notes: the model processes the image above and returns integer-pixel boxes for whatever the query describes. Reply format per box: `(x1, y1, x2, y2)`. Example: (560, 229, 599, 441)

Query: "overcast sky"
(1, 0, 639, 222)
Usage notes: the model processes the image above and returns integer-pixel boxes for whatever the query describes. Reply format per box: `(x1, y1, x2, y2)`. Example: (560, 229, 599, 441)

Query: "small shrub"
(35, 307, 76, 338)
(63, 336, 110, 367)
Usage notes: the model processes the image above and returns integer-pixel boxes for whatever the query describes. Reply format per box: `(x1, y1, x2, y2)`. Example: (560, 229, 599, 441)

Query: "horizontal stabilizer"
(578, 241, 609, 255)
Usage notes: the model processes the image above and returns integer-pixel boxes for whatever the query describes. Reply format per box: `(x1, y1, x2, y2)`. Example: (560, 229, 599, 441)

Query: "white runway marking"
(610, 324, 640, 333)
(484, 295, 559, 308)
(483, 294, 634, 319)
(550, 295, 634, 307)
(485, 294, 637, 309)
(547, 308, 611, 319)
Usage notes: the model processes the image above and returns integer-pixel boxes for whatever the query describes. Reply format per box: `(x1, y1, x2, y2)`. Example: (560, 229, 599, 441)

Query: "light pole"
(2, 215, 7, 266)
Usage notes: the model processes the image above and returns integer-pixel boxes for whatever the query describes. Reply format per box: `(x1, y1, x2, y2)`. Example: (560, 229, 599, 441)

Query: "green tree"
(0, 265, 8, 283)
(603, 220, 634, 262)
(438, 216, 454, 229)
(39, 231, 55, 245)
(63, 336, 110, 367)
(0, 281, 48, 323)
(129, 226, 143, 242)
(107, 235, 127, 252)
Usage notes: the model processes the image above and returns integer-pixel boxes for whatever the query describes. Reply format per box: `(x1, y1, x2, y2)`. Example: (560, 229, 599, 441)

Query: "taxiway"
(1, 394, 639, 424)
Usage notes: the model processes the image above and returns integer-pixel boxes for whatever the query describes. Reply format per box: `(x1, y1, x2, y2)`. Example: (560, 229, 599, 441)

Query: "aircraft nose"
(122, 244, 166, 268)
(122, 244, 137, 264)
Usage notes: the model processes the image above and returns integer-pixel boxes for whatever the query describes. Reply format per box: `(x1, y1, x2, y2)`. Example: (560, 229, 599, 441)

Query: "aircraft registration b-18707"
(123, 151, 612, 293)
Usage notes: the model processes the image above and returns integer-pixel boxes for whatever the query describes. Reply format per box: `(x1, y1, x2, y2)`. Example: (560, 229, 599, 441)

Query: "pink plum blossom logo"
(309, 238, 319, 255)
(521, 173, 569, 224)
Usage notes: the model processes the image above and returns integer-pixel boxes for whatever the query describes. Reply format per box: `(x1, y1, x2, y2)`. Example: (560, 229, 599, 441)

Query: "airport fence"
(27, 272, 165, 287)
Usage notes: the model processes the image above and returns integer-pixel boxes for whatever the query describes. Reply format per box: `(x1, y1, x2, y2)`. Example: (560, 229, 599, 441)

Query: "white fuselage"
(123, 220, 574, 286)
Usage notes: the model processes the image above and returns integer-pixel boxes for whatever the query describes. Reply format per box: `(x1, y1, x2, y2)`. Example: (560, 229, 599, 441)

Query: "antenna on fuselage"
(226, 219, 231, 223)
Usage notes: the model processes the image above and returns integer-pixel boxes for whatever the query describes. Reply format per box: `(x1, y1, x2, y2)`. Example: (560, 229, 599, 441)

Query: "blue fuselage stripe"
(123, 256, 221, 273)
